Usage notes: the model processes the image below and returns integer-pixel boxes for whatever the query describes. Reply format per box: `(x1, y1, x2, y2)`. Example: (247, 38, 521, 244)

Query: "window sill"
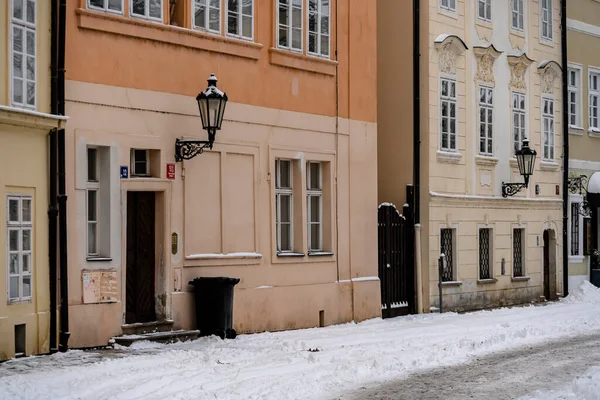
(76, 8, 263, 60)
(7, 299, 32, 305)
(441, 280, 462, 287)
(276, 252, 305, 258)
(568, 255, 585, 263)
(540, 38, 555, 48)
(437, 150, 462, 164)
(87, 257, 113, 262)
(308, 251, 335, 257)
(569, 126, 584, 135)
(510, 158, 519, 168)
(511, 276, 530, 282)
(588, 128, 600, 138)
(268, 48, 337, 76)
(438, 8, 458, 20)
(475, 155, 499, 167)
(477, 278, 498, 284)
(510, 29, 526, 38)
(540, 161, 560, 171)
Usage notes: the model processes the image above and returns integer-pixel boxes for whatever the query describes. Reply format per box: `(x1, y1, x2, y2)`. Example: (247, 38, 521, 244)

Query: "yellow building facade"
(0, 1, 66, 360)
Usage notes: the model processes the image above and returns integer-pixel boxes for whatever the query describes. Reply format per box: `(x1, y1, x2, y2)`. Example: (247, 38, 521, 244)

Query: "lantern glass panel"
(522, 153, 535, 176)
(198, 96, 209, 130)
(207, 97, 221, 129)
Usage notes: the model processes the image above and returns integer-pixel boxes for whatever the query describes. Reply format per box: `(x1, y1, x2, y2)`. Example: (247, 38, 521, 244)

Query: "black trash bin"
(189, 277, 240, 339)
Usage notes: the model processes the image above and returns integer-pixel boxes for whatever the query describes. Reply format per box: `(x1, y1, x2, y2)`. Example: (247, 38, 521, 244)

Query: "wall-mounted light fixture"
(502, 139, 537, 197)
(175, 73, 228, 162)
(568, 174, 591, 217)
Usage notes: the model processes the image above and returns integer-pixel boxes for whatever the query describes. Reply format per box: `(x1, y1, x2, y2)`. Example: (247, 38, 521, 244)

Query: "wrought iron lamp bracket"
(501, 182, 527, 198)
(175, 134, 215, 162)
(568, 175, 591, 217)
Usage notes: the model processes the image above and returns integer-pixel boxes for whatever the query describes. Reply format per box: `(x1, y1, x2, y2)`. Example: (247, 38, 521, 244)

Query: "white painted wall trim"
(429, 191, 562, 203)
(569, 159, 600, 171)
(567, 18, 600, 38)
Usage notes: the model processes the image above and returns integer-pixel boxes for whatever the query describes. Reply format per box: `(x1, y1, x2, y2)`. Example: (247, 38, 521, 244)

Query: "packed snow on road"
(3, 281, 600, 400)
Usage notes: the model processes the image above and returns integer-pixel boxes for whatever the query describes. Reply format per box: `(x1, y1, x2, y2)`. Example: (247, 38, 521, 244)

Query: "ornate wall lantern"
(175, 73, 228, 161)
(502, 139, 537, 197)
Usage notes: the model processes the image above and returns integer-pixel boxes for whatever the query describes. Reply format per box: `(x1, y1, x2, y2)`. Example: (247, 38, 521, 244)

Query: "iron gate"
(378, 189, 414, 318)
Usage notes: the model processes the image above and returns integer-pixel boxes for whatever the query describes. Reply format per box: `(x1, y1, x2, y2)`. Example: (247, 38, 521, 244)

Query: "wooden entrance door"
(126, 192, 156, 324)
(543, 230, 550, 300)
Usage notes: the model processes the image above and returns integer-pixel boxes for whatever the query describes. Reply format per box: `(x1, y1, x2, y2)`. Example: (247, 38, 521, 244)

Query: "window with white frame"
(307, 0, 330, 57)
(440, 78, 457, 152)
(88, 0, 123, 13)
(590, 71, 600, 130)
(512, 92, 526, 155)
(87, 148, 99, 257)
(570, 199, 582, 257)
(307, 162, 322, 252)
(131, 0, 162, 21)
(276, 159, 294, 253)
(130, 149, 150, 177)
(542, 97, 555, 160)
(568, 67, 581, 127)
(278, 0, 303, 51)
(479, 86, 494, 155)
(511, 0, 524, 31)
(478, 228, 492, 280)
(193, 0, 221, 33)
(540, 0, 553, 41)
(478, 0, 491, 22)
(440, 228, 456, 282)
(11, 0, 36, 109)
(440, 0, 456, 12)
(7, 195, 33, 303)
(512, 228, 525, 277)
(226, 0, 253, 40)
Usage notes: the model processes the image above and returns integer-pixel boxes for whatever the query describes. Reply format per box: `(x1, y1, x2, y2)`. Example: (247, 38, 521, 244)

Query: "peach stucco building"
(65, 0, 378, 347)
(379, 0, 564, 313)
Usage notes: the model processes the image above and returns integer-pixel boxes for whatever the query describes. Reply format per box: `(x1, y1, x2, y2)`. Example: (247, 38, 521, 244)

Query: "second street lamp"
(502, 139, 537, 198)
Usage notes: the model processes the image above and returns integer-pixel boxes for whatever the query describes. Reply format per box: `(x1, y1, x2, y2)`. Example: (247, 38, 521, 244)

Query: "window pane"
(26, 0, 34, 23)
(308, 163, 320, 189)
(87, 148, 97, 181)
(292, 7, 301, 28)
(26, 82, 35, 106)
(278, 27, 288, 46)
(90, 0, 104, 7)
(132, 0, 145, 15)
(292, 28, 301, 49)
(321, 15, 329, 36)
(13, 53, 23, 78)
(88, 190, 97, 221)
(149, 0, 162, 18)
(22, 198, 31, 222)
(242, 0, 252, 15)
(23, 276, 31, 298)
(9, 254, 19, 274)
(280, 194, 291, 223)
(13, 27, 23, 53)
(22, 253, 30, 273)
(321, 34, 329, 56)
(9, 198, 20, 222)
(109, 0, 122, 11)
(22, 229, 31, 251)
(310, 195, 320, 223)
(228, 13, 238, 34)
(209, 7, 220, 31)
(13, 78, 23, 104)
(26, 31, 34, 56)
(13, 0, 23, 19)
(279, 160, 291, 188)
(280, 223, 291, 251)
(242, 16, 252, 38)
(310, 223, 321, 250)
(9, 277, 19, 299)
(88, 223, 98, 254)
(195, 4, 206, 28)
(309, 33, 317, 53)
(9, 229, 19, 251)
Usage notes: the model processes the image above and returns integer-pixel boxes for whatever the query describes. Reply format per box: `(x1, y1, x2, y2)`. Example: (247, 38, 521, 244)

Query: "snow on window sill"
(87, 257, 113, 262)
(308, 251, 335, 257)
(276, 252, 305, 258)
(588, 128, 600, 138)
(477, 278, 498, 284)
(186, 252, 263, 260)
(568, 255, 585, 263)
(441, 280, 462, 287)
(268, 48, 337, 76)
(76, 8, 263, 60)
(475, 155, 499, 166)
(437, 150, 462, 164)
(511, 276, 530, 282)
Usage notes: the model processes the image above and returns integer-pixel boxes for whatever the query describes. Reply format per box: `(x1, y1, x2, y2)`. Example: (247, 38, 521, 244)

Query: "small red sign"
(166, 163, 176, 180)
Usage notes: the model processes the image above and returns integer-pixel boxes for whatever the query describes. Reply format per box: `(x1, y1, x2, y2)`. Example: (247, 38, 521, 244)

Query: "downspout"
(48, 0, 59, 353)
(561, 0, 569, 297)
(413, 0, 423, 312)
(58, 0, 70, 351)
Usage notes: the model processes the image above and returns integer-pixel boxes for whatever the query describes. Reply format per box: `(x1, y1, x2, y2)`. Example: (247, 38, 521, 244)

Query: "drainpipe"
(561, 0, 569, 297)
(57, 0, 70, 352)
(413, 0, 422, 312)
(48, 0, 59, 353)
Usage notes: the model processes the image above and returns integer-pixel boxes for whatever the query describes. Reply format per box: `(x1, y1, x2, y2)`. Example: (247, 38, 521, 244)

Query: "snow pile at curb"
(562, 280, 600, 304)
(522, 365, 600, 400)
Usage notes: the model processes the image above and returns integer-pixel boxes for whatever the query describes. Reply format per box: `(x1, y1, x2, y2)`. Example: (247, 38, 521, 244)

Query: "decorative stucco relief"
(510, 62, 527, 89)
(475, 53, 496, 83)
(541, 69, 558, 94)
(439, 43, 458, 74)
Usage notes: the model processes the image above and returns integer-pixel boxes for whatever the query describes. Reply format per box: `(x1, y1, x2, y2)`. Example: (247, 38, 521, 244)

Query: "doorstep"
(111, 329, 200, 347)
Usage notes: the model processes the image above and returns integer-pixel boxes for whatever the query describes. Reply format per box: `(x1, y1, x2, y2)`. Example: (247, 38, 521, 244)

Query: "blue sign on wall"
(120, 166, 128, 179)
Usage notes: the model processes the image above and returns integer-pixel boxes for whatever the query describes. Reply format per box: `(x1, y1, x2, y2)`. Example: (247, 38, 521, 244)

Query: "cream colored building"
(379, 0, 564, 313)
(0, 1, 66, 360)
(566, 0, 600, 290)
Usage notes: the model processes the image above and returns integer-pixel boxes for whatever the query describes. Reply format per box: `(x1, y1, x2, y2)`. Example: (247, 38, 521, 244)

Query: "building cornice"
(567, 18, 600, 38)
(429, 191, 562, 209)
(0, 105, 68, 131)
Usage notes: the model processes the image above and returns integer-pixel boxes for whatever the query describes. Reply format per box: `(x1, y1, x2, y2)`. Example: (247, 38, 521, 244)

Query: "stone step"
(112, 329, 200, 347)
(121, 320, 174, 335)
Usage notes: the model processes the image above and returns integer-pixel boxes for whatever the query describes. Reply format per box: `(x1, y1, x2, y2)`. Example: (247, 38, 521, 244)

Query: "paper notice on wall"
(82, 270, 118, 304)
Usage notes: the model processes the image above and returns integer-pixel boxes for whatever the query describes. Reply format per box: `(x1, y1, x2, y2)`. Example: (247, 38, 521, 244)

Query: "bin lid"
(189, 277, 241, 286)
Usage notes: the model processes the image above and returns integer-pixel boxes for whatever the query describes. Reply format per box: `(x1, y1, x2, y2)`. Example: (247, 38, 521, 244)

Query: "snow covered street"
(3, 282, 600, 400)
